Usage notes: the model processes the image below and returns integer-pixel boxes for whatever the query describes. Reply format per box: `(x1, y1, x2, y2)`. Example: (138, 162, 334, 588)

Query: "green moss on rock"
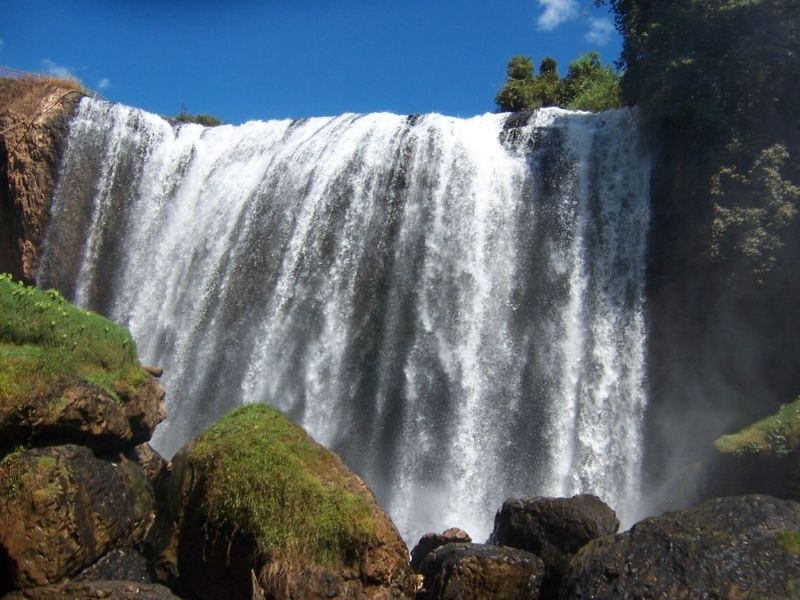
(0, 273, 145, 407)
(188, 403, 375, 566)
(779, 531, 800, 554)
(714, 396, 800, 457)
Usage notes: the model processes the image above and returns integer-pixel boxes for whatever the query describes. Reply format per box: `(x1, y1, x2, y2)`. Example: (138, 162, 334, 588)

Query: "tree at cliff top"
(495, 51, 621, 112)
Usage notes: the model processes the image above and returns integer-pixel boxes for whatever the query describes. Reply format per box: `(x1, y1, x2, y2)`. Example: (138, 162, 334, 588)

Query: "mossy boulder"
(150, 404, 414, 599)
(0, 445, 155, 592)
(0, 274, 165, 451)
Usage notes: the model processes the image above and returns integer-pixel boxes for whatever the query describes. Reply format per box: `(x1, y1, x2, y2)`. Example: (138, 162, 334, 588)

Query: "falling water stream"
(38, 98, 650, 542)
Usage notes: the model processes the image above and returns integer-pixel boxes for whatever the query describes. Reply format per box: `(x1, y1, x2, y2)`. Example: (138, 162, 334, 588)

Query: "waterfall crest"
(39, 98, 650, 542)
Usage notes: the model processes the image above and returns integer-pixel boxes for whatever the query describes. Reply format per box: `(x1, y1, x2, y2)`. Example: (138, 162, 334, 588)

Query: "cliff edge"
(0, 76, 83, 284)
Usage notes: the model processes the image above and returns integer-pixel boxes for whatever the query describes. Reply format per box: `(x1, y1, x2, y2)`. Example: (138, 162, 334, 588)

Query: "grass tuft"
(189, 404, 376, 566)
(0, 273, 145, 406)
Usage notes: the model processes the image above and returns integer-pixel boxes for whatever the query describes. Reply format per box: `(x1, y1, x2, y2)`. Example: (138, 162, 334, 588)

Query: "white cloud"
(98, 77, 111, 90)
(41, 58, 78, 80)
(536, 0, 579, 31)
(585, 18, 615, 46)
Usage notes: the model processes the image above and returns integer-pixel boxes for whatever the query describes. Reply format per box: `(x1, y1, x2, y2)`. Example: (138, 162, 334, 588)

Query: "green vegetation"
(0, 273, 145, 406)
(779, 531, 800, 554)
(188, 404, 375, 565)
(175, 110, 222, 127)
(714, 396, 800, 456)
(0, 446, 25, 499)
(495, 51, 622, 113)
(596, 0, 800, 283)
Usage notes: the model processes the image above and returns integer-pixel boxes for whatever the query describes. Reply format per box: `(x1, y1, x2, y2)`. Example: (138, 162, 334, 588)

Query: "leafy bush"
(495, 52, 621, 113)
(715, 396, 800, 457)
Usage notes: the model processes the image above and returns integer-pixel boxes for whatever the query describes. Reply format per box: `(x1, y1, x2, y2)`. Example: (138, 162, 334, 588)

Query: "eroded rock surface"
(0, 445, 154, 590)
(0, 77, 82, 283)
(489, 494, 619, 581)
(418, 542, 545, 599)
(561, 495, 800, 599)
(410, 528, 472, 572)
(1, 580, 180, 600)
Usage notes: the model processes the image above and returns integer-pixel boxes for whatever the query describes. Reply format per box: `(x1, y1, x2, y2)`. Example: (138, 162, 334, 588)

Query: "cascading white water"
(38, 98, 650, 543)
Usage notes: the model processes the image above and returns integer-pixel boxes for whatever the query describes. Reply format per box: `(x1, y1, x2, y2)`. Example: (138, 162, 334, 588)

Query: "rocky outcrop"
(561, 495, 800, 598)
(0, 377, 165, 453)
(417, 543, 545, 599)
(0, 77, 83, 283)
(0, 445, 154, 590)
(1, 581, 181, 600)
(489, 494, 619, 585)
(149, 404, 414, 600)
(410, 528, 471, 572)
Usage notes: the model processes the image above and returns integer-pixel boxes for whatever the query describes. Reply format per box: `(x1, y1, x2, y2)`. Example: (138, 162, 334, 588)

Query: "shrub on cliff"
(715, 396, 800, 457)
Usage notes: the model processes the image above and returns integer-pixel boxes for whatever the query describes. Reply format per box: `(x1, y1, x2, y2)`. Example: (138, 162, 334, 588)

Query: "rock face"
(0, 445, 155, 591)
(0, 377, 166, 453)
(561, 495, 800, 598)
(411, 528, 472, 572)
(489, 494, 619, 582)
(150, 404, 415, 600)
(0, 77, 82, 283)
(417, 543, 545, 599)
(1, 581, 181, 600)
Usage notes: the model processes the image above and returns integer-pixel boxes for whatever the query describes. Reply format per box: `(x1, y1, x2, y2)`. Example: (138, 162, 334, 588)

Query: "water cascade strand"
(39, 98, 650, 542)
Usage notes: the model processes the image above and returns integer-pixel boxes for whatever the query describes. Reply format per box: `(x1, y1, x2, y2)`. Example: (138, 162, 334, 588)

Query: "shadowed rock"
(561, 495, 800, 599)
(418, 542, 545, 599)
(410, 528, 472, 572)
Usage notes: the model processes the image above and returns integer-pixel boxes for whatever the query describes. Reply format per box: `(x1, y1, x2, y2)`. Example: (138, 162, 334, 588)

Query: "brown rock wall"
(0, 77, 82, 283)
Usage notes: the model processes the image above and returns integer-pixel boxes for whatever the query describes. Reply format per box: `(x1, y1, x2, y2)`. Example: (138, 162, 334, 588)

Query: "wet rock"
(489, 494, 619, 582)
(1, 580, 180, 599)
(410, 528, 471, 572)
(74, 547, 151, 584)
(0, 445, 154, 590)
(418, 542, 545, 599)
(0, 376, 166, 453)
(561, 495, 800, 599)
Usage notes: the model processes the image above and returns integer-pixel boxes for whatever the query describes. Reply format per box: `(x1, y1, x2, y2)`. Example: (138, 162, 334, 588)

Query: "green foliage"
(564, 51, 622, 111)
(506, 55, 535, 81)
(712, 144, 800, 282)
(495, 52, 621, 113)
(175, 111, 222, 127)
(189, 404, 376, 566)
(0, 273, 145, 405)
(0, 446, 25, 499)
(715, 396, 800, 456)
(596, 0, 800, 284)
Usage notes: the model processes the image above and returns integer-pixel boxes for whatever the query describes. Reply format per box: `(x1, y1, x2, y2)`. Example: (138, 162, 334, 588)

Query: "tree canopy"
(495, 51, 622, 113)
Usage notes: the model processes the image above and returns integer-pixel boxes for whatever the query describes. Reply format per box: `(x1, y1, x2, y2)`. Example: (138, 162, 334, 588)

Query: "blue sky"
(2, 1, 621, 124)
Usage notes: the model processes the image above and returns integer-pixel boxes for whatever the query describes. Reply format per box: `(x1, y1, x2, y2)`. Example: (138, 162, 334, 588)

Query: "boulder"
(410, 528, 471, 572)
(149, 404, 414, 599)
(0, 377, 165, 453)
(561, 495, 800, 598)
(0, 445, 155, 591)
(417, 542, 545, 599)
(125, 443, 168, 482)
(489, 494, 619, 582)
(1, 581, 180, 600)
(73, 547, 151, 584)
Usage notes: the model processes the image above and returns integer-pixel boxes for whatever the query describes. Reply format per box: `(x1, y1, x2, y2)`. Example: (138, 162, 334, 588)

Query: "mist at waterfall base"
(38, 98, 651, 543)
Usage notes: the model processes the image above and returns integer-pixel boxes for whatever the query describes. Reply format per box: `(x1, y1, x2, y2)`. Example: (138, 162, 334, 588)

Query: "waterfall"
(38, 98, 650, 543)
